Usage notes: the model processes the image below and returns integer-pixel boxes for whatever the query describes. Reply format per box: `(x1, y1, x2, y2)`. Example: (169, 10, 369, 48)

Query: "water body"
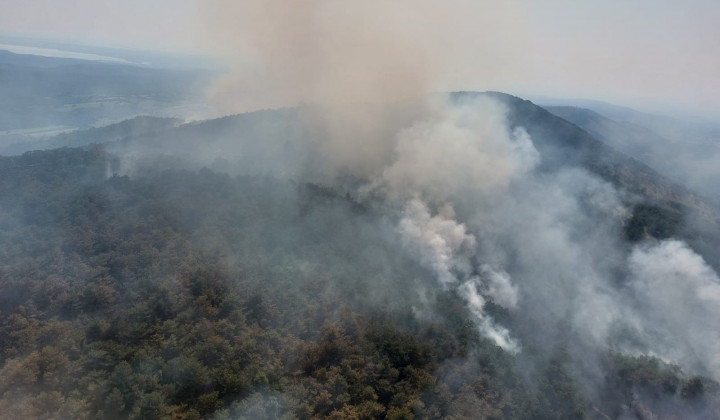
(0, 43, 132, 64)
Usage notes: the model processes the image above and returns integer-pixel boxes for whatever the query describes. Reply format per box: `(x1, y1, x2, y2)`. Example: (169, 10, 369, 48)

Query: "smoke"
(200, 0, 428, 178)
(480, 265, 519, 309)
(369, 96, 540, 351)
(627, 239, 720, 381)
(188, 0, 720, 406)
(187, 0, 540, 352)
(212, 390, 296, 419)
(399, 200, 475, 289)
(5, 2, 720, 418)
(202, 0, 428, 112)
(398, 198, 519, 352)
(199, 0, 526, 112)
(197, 0, 529, 178)
(379, 97, 538, 200)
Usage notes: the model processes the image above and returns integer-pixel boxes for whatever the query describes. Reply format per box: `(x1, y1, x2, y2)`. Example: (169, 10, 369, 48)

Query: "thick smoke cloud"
(189, 0, 720, 401)
(628, 240, 720, 380)
(198, 0, 527, 178)
(374, 96, 539, 351)
(398, 198, 519, 352)
(399, 200, 475, 289)
(379, 97, 538, 200)
(191, 0, 540, 352)
(199, 0, 525, 113)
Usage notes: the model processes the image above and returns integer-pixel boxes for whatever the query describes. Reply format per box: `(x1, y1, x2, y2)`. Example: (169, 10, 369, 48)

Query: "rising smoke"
(189, 0, 720, 406)
(627, 240, 720, 380)
(198, 0, 528, 178)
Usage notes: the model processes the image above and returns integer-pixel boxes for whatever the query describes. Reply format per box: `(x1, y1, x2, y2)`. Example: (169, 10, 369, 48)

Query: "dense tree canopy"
(0, 147, 717, 419)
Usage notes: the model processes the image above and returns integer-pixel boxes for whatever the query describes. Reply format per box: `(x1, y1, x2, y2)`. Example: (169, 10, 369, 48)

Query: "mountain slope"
(85, 91, 720, 268)
(542, 105, 670, 164)
(544, 104, 720, 204)
(0, 116, 182, 155)
(2, 92, 720, 418)
(484, 93, 720, 268)
(20, 90, 718, 247)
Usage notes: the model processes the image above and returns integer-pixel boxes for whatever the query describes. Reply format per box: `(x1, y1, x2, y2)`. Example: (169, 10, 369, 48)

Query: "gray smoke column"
(198, 0, 526, 112)
(380, 97, 538, 200)
(197, 0, 527, 178)
(376, 96, 539, 352)
(195, 0, 533, 350)
(192, 0, 720, 377)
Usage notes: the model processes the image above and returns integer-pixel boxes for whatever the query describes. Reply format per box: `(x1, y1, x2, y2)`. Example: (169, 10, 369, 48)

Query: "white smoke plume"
(398, 198, 520, 352)
(382, 96, 539, 352)
(398, 199, 475, 288)
(628, 239, 720, 381)
(380, 96, 538, 201)
(458, 279, 518, 352)
(479, 264, 519, 309)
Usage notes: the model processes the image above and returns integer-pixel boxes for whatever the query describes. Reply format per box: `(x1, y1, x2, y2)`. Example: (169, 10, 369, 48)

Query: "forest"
(4, 1, 720, 418)
(1, 146, 717, 419)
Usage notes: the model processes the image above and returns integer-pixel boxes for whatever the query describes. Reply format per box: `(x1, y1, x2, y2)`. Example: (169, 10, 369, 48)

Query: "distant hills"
(467, 93, 720, 268)
(0, 48, 213, 135)
(0, 116, 182, 155)
(538, 98, 720, 204)
(2, 90, 720, 418)
(4, 90, 719, 269)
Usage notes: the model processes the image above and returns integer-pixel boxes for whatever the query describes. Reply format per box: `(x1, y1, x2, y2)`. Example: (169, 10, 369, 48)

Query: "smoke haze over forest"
(1, 1, 720, 419)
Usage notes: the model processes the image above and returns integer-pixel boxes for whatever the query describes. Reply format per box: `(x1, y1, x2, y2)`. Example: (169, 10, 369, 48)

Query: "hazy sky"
(2, 0, 719, 118)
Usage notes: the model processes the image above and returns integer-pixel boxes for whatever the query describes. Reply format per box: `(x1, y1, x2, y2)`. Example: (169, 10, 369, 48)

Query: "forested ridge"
(0, 147, 717, 419)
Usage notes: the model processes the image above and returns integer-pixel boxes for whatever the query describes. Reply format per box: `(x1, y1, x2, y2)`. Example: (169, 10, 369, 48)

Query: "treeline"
(0, 147, 716, 419)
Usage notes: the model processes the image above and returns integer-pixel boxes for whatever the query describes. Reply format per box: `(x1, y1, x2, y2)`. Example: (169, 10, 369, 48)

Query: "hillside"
(2, 92, 720, 419)
(482, 93, 720, 269)
(0, 116, 183, 156)
(544, 104, 720, 203)
(93, 92, 720, 269)
(541, 106, 668, 165)
(2, 146, 718, 419)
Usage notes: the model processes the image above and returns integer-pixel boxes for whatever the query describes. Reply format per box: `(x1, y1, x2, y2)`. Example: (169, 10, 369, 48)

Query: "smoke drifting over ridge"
(198, 0, 528, 177)
(192, 0, 531, 352)
(4, 3, 720, 419)
(199, 0, 526, 112)
(190, 0, 720, 403)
